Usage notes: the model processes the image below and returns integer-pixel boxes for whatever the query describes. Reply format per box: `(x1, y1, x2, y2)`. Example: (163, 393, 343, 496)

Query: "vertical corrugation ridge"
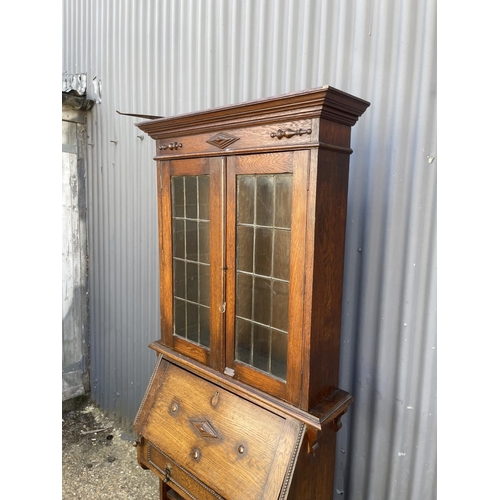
(63, 1, 437, 497)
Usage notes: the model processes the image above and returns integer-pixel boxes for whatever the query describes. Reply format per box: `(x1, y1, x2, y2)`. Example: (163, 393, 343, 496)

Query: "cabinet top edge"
(135, 86, 370, 139)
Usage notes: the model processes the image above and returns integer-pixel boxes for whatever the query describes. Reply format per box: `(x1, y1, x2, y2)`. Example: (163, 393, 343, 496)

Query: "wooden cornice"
(135, 86, 370, 140)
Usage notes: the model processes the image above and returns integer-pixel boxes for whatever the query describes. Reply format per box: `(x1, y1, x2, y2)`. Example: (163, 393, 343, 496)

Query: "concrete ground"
(62, 395, 159, 499)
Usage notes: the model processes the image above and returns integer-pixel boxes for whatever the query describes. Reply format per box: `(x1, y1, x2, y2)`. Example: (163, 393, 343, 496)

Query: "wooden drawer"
(134, 357, 305, 500)
(155, 119, 314, 157)
(140, 440, 223, 499)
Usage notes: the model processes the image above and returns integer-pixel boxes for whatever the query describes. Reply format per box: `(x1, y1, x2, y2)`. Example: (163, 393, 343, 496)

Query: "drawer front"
(147, 441, 223, 500)
(134, 358, 304, 500)
(156, 119, 314, 157)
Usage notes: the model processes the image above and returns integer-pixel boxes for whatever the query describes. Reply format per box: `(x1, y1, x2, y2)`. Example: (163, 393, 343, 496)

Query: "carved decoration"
(270, 128, 312, 140)
(169, 400, 180, 417)
(332, 409, 348, 432)
(280, 423, 306, 499)
(206, 132, 240, 149)
(159, 141, 182, 150)
(190, 419, 221, 440)
(147, 442, 224, 500)
(305, 427, 321, 455)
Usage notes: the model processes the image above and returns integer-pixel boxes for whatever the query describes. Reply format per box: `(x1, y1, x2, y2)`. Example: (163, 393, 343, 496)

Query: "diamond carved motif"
(206, 132, 240, 149)
(190, 419, 221, 440)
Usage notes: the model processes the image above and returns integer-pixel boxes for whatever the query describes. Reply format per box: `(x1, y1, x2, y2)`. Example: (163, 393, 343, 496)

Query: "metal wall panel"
(62, 1, 437, 498)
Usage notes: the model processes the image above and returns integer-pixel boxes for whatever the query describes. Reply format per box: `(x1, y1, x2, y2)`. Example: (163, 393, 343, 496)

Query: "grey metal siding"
(62, 1, 437, 498)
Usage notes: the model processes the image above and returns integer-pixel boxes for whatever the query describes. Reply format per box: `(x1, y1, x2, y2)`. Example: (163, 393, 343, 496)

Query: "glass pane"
(275, 175, 292, 229)
(186, 262, 198, 303)
(174, 298, 186, 338)
(199, 221, 210, 264)
(199, 264, 210, 307)
(254, 277, 271, 326)
(273, 230, 290, 281)
(253, 324, 270, 372)
(173, 219, 185, 259)
(237, 176, 255, 224)
(254, 227, 273, 276)
(198, 176, 210, 220)
(236, 272, 253, 320)
(185, 220, 198, 261)
(256, 176, 274, 227)
(237, 226, 254, 273)
(271, 281, 289, 332)
(200, 306, 210, 347)
(185, 176, 198, 219)
(271, 330, 287, 379)
(173, 259, 185, 299)
(235, 318, 252, 364)
(171, 175, 210, 350)
(186, 302, 199, 343)
(172, 177, 185, 218)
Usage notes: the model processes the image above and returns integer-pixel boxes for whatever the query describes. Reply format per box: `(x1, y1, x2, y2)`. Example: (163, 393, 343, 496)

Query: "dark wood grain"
(157, 161, 172, 346)
(299, 148, 352, 409)
(287, 419, 338, 500)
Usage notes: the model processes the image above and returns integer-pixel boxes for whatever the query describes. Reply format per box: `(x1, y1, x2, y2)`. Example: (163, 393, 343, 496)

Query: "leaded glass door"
(158, 157, 225, 371)
(225, 151, 309, 404)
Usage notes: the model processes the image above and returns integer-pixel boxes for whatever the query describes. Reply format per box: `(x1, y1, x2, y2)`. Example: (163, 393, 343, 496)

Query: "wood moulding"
(136, 86, 370, 140)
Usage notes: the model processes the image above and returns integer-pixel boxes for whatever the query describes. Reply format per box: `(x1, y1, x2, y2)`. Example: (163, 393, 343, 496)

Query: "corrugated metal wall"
(62, 1, 436, 498)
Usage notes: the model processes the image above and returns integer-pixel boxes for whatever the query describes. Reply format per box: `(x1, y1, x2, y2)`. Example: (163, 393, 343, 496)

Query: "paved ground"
(62, 396, 159, 499)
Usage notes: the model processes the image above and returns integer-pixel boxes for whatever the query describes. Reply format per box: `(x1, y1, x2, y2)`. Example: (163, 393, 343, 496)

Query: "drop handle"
(270, 128, 312, 140)
(164, 464, 172, 482)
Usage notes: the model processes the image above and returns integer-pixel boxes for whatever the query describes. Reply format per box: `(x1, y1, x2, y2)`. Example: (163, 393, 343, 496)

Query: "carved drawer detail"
(155, 119, 314, 157)
(206, 132, 240, 149)
(147, 441, 224, 500)
(190, 419, 221, 440)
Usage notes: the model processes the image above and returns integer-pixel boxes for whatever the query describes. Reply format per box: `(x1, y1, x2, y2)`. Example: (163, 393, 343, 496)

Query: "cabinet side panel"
(287, 424, 337, 500)
(158, 161, 173, 346)
(307, 149, 350, 408)
(317, 119, 351, 149)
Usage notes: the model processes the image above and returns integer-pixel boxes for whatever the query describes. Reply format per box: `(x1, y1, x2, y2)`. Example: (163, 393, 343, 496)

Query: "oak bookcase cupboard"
(132, 86, 370, 500)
